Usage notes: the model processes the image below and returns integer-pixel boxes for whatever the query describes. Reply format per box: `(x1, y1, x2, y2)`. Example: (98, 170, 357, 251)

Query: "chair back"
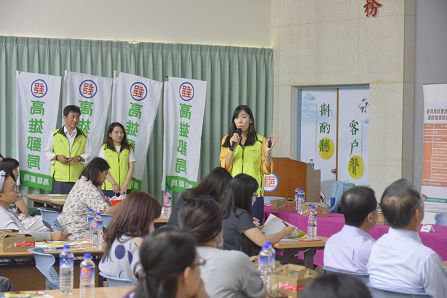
(38, 208, 61, 231)
(369, 286, 432, 298)
(101, 214, 113, 228)
(434, 213, 447, 226)
(324, 266, 369, 284)
(28, 248, 59, 289)
(99, 272, 135, 287)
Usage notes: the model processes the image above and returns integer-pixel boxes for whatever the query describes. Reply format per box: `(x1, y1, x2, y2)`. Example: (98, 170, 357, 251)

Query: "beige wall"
(0, 0, 271, 47)
(271, 0, 416, 196)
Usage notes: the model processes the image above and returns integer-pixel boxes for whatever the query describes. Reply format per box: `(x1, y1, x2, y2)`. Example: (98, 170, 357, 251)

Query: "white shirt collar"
(388, 227, 421, 242)
(63, 126, 77, 137)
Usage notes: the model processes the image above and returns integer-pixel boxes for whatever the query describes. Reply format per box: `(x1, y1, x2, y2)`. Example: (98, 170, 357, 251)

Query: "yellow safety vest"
(220, 133, 272, 196)
(51, 127, 87, 183)
(102, 144, 130, 190)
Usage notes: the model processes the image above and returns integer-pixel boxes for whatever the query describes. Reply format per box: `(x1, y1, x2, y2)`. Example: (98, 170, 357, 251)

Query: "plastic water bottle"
(265, 241, 276, 271)
(162, 191, 172, 218)
(59, 244, 74, 295)
(92, 212, 102, 248)
(258, 242, 273, 294)
(79, 253, 95, 298)
(86, 208, 94, 242)
(294, 186, 305, 214)
(307, 205, 318, 240)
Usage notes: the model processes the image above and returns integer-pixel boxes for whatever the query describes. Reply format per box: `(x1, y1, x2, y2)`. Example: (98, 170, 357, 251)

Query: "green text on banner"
(111, 72, 163, 191)
(162, 77, 207, 192)
(15, 71, 62, 190)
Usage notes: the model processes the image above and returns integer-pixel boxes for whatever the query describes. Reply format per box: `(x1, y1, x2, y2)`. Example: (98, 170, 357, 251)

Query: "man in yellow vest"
(44, 105, 91, 194)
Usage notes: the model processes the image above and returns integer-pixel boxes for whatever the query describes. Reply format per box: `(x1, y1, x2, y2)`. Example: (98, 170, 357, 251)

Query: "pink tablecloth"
(266, 207, 447, 266)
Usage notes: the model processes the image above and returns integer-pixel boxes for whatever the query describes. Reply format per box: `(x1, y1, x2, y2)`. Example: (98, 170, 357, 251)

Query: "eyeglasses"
(192, 257, 207, 268)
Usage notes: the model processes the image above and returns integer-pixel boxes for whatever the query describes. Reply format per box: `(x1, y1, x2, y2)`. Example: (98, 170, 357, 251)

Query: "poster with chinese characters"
(299, 89, 337, 184)
(63, 71, 113, 157)
(111, 72, 162, 191)
(15, 71, 62, 190)
(162, 77, 207, 192)
(422, 84, 447, 211)
(338, 87, 369, 184)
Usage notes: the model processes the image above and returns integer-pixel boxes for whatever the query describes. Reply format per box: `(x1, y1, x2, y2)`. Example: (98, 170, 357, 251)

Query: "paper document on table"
(262, 214, 295, 235)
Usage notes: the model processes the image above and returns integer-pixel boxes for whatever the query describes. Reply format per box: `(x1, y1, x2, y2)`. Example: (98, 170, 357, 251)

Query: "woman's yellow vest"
(102, 144, 130, 190)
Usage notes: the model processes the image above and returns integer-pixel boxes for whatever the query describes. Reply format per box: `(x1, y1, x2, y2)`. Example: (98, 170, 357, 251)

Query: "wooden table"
(25, 194, 67, 208)
(32, 286, 134, 298)
(274, 237, 327, 269)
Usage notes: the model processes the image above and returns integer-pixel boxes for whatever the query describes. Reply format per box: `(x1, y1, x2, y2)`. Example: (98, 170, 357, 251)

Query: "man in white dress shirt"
(324, 186, 378, 273)
(368, 178, 447, 297)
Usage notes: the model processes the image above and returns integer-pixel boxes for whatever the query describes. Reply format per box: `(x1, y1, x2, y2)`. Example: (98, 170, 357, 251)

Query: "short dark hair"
(81, 157, 110, 187)
(301, 275, 372, 298)
(104, 192, 161, 261)
(63, 105, 81, 117)
(0, 158, 20, 181)
(134, 227, 197, 298)
(340, 186, 377, 227)
(380, 178, 422, 228)
(221, 173, 258, 217)
(179, 195, 222, 245)
(183, 167, 232, 204)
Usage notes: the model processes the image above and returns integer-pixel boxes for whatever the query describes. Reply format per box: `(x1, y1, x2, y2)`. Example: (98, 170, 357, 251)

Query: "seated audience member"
(301, 275, 372, 298)
(368, 178, 447, 297)
(99, 192, 161, 283)
(0, 169, 66, 240)
(58, 157, 118, 240)
(324, 186, 378, 273)
(168, 167, 232, 226)
(131, 227, 208, 298)
(179, 196, 265, 298)
(221, 173, 294, 256)
(0, 158, 47, 232)
(0, 276, 12, 292)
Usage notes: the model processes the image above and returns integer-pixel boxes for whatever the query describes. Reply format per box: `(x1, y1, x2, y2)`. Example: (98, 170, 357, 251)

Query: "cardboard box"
(301, 202, 329, 218)
(0, 230, 35, 252)
(271, 264, 319, 298)
(271, 199, 297, 212)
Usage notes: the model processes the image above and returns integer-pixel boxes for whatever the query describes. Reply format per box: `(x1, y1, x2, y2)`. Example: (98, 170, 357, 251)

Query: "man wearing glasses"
(368, 179, 447, 297)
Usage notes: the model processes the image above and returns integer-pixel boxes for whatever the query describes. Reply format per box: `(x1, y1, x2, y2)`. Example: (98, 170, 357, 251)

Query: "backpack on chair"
(329, 181, 355, 212)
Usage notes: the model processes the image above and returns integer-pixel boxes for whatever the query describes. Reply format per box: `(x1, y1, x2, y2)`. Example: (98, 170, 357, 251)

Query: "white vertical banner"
(111, 72, 163, 191)
(300, 89, 337, 182)
(15, 71, 62, 190)
(338, 87, 369, 184)
(162, 77, 207, 192)
(63, 71, 113, 157)
(422, 84, 447, 212)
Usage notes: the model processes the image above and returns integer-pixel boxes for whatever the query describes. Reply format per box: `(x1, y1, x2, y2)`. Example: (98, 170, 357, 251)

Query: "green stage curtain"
(0, 36, 273, 199)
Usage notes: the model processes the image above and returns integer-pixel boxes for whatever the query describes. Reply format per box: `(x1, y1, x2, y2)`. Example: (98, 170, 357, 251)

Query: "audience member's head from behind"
(340, 186, 378, 232)
(63, 105, 81, 132)
(301, 275, 372, 298)
(221, 173, 258, 217)
(0, 158, 20, 180)
(134, 227, 205, 298)
(103, 192, 162, 258)
(81, 157, 110, 187)
(380, 178, 424, 231)
(179, 195, 223, 247)
(183, 167, 232, 205)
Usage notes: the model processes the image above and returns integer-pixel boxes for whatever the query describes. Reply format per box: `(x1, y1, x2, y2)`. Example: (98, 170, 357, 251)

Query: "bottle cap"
(262, 242, 270, 249)
(310, 205, 315, 209)
(63, 244, 70, 250)
(84, 253, 92, 259)
(265, 241, 272, 247)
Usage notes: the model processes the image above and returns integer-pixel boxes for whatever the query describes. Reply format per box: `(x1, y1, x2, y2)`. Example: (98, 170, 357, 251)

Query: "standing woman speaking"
(220, 105, 277, 222)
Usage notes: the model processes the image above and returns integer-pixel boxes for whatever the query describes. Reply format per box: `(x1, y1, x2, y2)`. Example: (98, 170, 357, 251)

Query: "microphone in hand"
(230, 128, 242, 151)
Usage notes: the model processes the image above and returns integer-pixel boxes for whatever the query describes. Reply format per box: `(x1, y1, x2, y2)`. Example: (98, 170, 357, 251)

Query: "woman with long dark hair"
(179, 196, 265, 298)
(221, 174, 293, 256)
(99, 192, 161, 283)
(100, 122, 135, 197)
(167, 167, 232, 226)
(131, 227, 208, 298)
(220, 105, 277, 221)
